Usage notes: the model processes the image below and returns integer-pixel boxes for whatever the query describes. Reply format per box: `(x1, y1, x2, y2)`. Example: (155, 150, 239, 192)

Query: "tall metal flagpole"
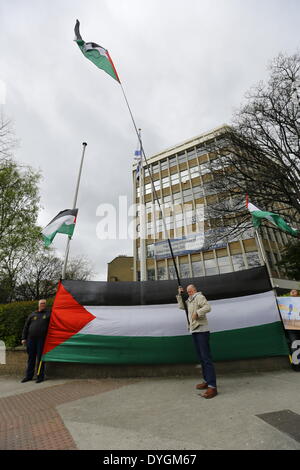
(120, 84, 189, 324)
(138, 130, 147, 282)
(61, 142, 87, 279)
(38, 142, 88, 379)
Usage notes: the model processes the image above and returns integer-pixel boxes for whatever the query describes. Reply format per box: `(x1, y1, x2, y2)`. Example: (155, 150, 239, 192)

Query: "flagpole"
(61, 142, 87, 279)
(138, 129, 147, 282)
(120, 84, 189, 324)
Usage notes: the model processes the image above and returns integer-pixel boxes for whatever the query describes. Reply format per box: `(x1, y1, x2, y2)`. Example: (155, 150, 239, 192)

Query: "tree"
(0, 161, 42, 301)
(14, 246, 94, 301)
(207, 52, 300, 245)
(276, 240, 300, 281)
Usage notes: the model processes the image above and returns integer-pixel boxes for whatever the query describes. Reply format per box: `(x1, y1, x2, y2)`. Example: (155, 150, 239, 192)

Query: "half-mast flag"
(246, 197, 299, 237)
(42, 209, 78, 247)
(74, 20, 120, 83)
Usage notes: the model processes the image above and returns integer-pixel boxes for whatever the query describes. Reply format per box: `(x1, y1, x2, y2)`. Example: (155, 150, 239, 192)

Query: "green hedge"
(0, 298, 54, 348)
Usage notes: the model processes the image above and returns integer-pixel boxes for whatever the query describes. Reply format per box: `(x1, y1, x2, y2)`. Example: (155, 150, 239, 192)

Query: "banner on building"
(42, 267, 289, 364)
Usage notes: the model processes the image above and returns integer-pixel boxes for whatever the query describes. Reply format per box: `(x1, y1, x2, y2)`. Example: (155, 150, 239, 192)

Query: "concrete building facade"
(132, 125, 295, 287)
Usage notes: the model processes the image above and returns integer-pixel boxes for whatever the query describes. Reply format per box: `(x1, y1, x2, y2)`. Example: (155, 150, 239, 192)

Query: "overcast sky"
(1, 0, 300, 280)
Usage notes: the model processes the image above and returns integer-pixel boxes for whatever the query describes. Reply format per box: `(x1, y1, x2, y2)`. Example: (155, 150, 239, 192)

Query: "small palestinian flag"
(246, 196, 299, 237)
(74, 20, 120, 82)
(42, 209, 78, 247)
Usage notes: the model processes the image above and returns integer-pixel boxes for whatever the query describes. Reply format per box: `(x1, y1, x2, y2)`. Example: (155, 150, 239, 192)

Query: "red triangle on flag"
(43, 282, 96, 355)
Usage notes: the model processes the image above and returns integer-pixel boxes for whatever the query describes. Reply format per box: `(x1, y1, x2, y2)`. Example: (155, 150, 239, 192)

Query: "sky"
(1, 0, 300, 280)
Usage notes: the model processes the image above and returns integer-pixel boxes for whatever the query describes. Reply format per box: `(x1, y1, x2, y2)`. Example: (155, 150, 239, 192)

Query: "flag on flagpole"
(246, 197, 299, 237)
(74, 20, 120, 82)
(42, 209, 78, 247)
(134, 148, 142, 181)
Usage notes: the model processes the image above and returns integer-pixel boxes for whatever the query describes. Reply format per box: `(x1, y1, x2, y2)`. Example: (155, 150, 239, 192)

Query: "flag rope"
(119, 82, 189, 323)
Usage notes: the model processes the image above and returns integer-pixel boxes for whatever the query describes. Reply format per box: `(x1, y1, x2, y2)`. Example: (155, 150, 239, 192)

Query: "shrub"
(0, 298, 54, 348)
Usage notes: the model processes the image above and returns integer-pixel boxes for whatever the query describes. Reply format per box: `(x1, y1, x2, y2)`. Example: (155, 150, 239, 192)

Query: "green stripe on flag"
(42, 321, 289, 364)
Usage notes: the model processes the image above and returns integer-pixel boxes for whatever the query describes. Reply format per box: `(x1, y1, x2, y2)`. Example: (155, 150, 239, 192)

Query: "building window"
(192, 261, 204, 277)
(180, 263, 191, 278)
(171, 173, 179, 186)
(232, 254, 245, 271)
(160, 159, 168, 171)
(246, 251, 261, 268)
(177, 152, 186, 164)
(157, 266, 168, 280)
(146, 244, 155, 258)
(147, 269, 155, 281)
(169, 156, 177, 168)
(187, 149, 196, 160)
(204, 258, 218, 275)
(152, 163, 159, 174)
(168, 265, 178, 280)
(217, 256, 232, 273)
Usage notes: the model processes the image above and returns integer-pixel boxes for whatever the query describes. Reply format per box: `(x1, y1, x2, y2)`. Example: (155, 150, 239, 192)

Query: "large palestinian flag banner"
(42, 266, 289, 364)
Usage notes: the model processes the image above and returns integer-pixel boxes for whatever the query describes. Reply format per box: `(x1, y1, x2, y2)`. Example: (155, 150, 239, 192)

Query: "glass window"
(152, 163, 159, 174)
(146, 244, 155, 258)
(169, 156, 177, 168)
(200, 162, 210, 175)
(187, 149, 196, 160)
(173, 192, 182, 202)
(147, 269, 155, 281)
(171, 173, 179, 185)
(180, 263, 191, 278)
(160, 159, 168, 171)
(157, 266, 168, 280)
(232, 254, 245, 271)
(180, 169, 189, 183)
(246, 251, 261, 267)
(204, 258, 218, 275)
(190, 166, 200, 178)
(162, 176, 170, 188)
(168, 265, 178, 280)
(192, 261, 204, 277)
(177, 152, 186, 163)
(196, 145, 208, 156)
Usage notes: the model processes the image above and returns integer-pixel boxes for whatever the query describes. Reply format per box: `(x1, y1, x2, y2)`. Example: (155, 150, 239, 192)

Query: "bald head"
(187, 284, 197, 296)
(38, 299, 47, 311)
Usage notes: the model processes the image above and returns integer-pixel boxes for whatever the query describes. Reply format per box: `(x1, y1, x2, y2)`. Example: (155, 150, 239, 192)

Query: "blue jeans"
(192, 332, 217, 388)
(25, 337, 46, 379)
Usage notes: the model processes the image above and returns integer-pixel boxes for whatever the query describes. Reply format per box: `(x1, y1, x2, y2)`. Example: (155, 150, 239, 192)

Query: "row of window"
(142, 137, 229, 178)
(144, 251, 261, 280)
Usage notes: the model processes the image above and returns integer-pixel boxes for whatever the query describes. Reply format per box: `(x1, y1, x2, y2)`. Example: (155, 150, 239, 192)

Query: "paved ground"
(0, 369, 300, 450)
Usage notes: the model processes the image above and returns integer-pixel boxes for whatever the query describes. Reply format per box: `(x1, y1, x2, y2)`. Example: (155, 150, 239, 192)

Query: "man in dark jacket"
(21, 299, 51, 383)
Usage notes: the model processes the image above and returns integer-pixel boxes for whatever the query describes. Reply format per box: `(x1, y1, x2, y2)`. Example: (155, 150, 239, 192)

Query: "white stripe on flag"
(79, 291, 280, 337)
(42, 215, 75, 237)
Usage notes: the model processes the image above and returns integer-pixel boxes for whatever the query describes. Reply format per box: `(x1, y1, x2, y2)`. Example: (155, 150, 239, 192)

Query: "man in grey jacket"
(177, 284, 217, 399)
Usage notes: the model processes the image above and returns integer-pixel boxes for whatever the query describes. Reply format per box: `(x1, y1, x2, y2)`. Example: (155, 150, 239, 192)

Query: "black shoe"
(21, 377, 32, 383)
(35, 377, 44, 383)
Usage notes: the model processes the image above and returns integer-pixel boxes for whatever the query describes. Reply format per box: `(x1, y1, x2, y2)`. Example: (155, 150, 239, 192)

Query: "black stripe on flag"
(62, 266, 272, 306)
(45, 209, 78, 228)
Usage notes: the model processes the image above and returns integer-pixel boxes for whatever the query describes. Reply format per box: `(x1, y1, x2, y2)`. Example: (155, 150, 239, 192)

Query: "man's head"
(38, 299, 47, 311)
(187, 284, 197, 297)
(290, 289, 299, 297)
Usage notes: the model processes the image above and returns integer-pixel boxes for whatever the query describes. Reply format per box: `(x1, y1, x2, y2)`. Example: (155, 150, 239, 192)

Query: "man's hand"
(192, 313, 198, 321)
(178, 286, 184, 295)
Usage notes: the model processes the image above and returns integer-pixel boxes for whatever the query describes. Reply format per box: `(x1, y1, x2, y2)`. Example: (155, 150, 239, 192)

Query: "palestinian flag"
(246, 197, 299, 237)
(42, 209, 78, 247)
(42, 266, 289, 364)
(74, 20, 120, 82)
